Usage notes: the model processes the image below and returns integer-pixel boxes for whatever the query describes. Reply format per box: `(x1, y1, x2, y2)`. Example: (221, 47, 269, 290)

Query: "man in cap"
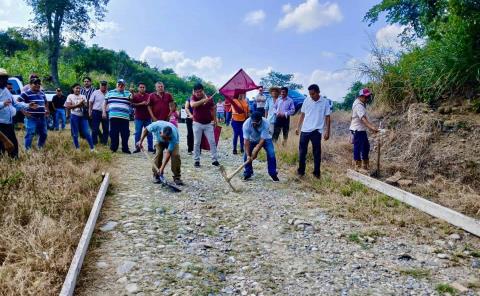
(103, 79, 132, 153)
(243, 111, 279, 182)
(90, 81, 109, 145)
(349, 88, 379, 171)
(295, 84, 331, 179)
(18, 77, 49, 150)
(136, 120, 184, 186)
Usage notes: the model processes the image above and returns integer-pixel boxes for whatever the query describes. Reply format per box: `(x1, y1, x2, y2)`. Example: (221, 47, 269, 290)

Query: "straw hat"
(0, 68, 8, 76)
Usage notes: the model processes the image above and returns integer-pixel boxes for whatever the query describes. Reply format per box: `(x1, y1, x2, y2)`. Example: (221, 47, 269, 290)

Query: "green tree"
(25, 0, 109, 86)
(260, 71, 303, 90)
(0, 29, 28, 56)
(338, 81, 365, 110)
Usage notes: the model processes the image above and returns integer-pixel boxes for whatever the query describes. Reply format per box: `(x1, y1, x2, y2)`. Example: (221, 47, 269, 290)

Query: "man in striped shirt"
(18, 78, 49, 150)
(81, 77, 96, 129)
(103, 79, 132, 153)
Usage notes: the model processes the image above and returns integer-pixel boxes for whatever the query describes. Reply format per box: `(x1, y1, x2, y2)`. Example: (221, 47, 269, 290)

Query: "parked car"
(258, 89, 306, 114)
(8, 77, 55, 101)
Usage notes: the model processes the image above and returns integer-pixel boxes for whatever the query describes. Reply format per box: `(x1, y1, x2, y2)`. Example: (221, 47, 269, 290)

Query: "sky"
(0, 0, 404, 101)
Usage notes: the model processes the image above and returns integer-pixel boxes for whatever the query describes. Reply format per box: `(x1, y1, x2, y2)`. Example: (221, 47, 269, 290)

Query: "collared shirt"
(350, 98, 368, 131)
(274, 96, 295, 117)
(242, 118, 272, 142)
(18, 89, 47, 118)
(105, 89, 131, 120)
(300, 96, 331, 133)
(132, 92, 151, 120)
(191, 95, 214, 124)
(265, 96, 278, 124)
(65, 94, 87, 117)
(149, 92, 173, 121)
(146, 120, 179, 152)
(255, 93, 266, 108)
(81, 87, 96, 103)
(0, 87, 27, 124)
(90, 89, 107, 111)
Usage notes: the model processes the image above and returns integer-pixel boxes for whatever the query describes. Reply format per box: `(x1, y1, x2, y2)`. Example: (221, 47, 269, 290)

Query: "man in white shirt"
(295, 84, 331, 178)
(89, 81, 109, 145)
(349, 88, 379, 171)
(255, 86, 266, 116)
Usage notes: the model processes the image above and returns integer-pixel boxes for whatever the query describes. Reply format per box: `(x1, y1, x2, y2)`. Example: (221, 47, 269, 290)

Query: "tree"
(160, 68, 175, 75)
(259, 71, 303, 90)
(25, 0, 109, 86)
(0, 29, 28, 56)
(338, 81, 365, 110)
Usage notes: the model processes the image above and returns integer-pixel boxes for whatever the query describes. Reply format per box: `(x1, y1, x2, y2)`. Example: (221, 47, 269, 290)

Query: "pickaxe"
(219, 160, 251, 192)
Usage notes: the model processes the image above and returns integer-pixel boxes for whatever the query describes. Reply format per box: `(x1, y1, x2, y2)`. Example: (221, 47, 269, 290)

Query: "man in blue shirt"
(243, 111, 279, 182)
(137, 120, 184, 186)
(273, 87, 295, 143)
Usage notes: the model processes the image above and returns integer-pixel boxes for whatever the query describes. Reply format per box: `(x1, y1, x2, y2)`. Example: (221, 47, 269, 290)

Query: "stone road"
(77, 123, 479, 296)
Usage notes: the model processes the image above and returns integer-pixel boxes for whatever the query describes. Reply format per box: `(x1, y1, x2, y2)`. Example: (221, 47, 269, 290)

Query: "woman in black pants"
(184, 98, 194, 155)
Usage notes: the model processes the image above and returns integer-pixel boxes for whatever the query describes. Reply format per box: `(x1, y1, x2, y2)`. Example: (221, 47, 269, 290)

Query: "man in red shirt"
(148, 82, 173, 122)
(132, 82, 154, 153)
(190, 83, 219, 167)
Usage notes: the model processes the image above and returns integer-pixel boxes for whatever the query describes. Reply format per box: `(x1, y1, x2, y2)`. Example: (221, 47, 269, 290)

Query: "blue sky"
(0, 0, 404, 101)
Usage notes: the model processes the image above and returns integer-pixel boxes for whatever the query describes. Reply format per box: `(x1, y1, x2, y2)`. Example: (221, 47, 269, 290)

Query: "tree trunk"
(48, 46, 60, 87)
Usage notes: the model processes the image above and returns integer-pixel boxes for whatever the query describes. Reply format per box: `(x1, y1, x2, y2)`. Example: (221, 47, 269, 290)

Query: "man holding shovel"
(243, 111, 279, 182)
(136, 120, 184, 186)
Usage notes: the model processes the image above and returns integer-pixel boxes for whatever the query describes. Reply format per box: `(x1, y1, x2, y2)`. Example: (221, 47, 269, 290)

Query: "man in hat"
(103, 79, 131, 153)
(18, 77, 49, 150)
(136, 120, 184, 186)
(90, 81, 109, 145)
(350, 88, 379, 171)
(243, 111, 279, 182)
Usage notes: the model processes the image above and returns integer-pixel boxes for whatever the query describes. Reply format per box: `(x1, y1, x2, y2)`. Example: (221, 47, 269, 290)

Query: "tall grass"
(0, 130, 113, 295)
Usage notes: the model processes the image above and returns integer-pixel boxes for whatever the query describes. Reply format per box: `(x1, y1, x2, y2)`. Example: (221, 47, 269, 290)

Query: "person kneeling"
(243, 111, 279, 182)
(137, 121, 184, 186)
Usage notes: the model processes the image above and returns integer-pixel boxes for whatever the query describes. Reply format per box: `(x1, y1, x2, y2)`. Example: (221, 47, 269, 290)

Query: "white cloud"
(139, 46, 222, 83)
(95, 21, 121, 35)
(0, 0, 31, 29)
(277, 0, 343, 33)
(244, 10, 266, 25)
(376, 24, 405, 51)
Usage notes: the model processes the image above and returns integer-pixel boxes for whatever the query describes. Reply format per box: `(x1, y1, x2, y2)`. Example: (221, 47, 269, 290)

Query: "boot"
(355, 160, 362, 171)
(362, 160, 370, 171)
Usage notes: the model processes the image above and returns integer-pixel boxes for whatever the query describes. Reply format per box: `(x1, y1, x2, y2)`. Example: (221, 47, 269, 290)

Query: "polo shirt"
(132, 92, 151, 120)
(350, 99, 368, 131)
(149, 92, 173, 121)
(105, 89, 131, 120)
(90, 90, 107, 111)
(243, 118, 271, 142)
(191, 95, 214, 124)
(146, 120, 179, 152)
(18, 90, 47, 118)
(300, 96, 331, 133)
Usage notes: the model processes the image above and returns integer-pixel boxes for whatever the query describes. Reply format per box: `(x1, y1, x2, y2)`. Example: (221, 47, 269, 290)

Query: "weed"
(399, 268, 431, 279)
(435, 283, 457, 295)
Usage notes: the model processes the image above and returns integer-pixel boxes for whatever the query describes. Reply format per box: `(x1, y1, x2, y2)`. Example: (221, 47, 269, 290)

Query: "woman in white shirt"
(65, 83, 94, 151)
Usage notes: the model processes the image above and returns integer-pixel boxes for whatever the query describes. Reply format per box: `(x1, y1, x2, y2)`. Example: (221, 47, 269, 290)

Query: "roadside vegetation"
(0, 131, 113, 295)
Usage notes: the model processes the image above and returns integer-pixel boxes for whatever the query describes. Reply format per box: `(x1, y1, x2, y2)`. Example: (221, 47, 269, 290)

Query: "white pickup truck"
(8, 77, 56, 101)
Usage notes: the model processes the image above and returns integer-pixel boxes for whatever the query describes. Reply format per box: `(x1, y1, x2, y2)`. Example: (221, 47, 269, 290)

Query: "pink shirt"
(169, 111, 179, 127)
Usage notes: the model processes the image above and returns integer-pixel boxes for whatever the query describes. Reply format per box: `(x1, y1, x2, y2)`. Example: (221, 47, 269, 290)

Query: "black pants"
(273, 116, 290, 142)
(186, 118, 194, 153)
(298, 130, 322, 177)
(109, 118, 130, 152)
(0, 123, 18, 158)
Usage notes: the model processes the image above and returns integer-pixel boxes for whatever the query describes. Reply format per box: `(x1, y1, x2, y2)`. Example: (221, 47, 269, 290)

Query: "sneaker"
(232, 150, 238, 155)
(212, 161, 220, 167)
(174, 179, 185, 186)
(271, 175, 280, 182)
(194, 161, 200, 168)
(133, 148, 141, 154)
(243, 174, 252, 181)
(90, 149, 97, 153)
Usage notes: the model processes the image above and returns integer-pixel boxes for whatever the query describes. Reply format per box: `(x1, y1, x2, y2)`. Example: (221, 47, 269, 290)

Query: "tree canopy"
(259, 71, 303, 90)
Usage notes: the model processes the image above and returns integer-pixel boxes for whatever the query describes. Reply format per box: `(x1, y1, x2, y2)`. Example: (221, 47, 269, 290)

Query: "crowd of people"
(0, 67, 379, 186)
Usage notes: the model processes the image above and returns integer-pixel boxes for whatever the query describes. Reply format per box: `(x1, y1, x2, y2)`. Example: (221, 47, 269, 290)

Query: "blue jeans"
(54, 109, 66, 130)
(25, 117, 47, 150)
(298, 130, 322, 177)
(231, 120, 244, 152)
(244, 139, 277, 177)
(71, 114, 94, 149)
(91, 110, 109, 145)
(134, 119, 153, 150)
(353, 131, 370, 161)
(225, 111, 232, 126)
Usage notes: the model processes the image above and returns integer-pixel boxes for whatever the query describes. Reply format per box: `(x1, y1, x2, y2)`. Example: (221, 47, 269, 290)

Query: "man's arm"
(295, 112, 305, 135)
(159, 150, 172, 175)
(137, 128, 150, 149)
(89, 99, 94, 117)
(361, 116, 379, 133)
(324, 115, 331, 140)
(102, 100, 108, 118)
(148, 105, 157, 122)
(185, 101, 193, 118)
(244, 139, 251, 161)
(251, 138, 265, 160)
(189, 96, 210, 108)
(287, 99, 295, 116)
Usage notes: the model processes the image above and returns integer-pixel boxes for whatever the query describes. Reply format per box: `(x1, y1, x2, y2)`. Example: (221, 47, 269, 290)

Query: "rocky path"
(77, 123, 478, 296)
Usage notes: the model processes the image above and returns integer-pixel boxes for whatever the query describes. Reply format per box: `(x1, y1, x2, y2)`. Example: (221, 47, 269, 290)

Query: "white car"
(8, 77, 55, 101)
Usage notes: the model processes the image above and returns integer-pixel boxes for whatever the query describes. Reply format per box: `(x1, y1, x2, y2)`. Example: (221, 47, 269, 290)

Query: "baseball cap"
(117, 79, 126, 85)
(0, 68, 8, 76)
(359, 88, 372, 97)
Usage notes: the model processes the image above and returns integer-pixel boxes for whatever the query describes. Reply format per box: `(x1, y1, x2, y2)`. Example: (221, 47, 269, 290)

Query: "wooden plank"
(347, 169, 480, 237)
(60, 173, 110, 296)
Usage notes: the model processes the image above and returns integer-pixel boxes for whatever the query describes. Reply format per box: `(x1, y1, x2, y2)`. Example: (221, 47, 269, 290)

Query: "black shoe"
(133, 148, 141, 154)
(194, 161, 200, 168)
(240, 149, 244, 154)
(243, 175, 252, 181)
(174, 178, 185, 186)
(188, 151, 193, 155)
(297, 169, 305, 177)
(232, 150, 238, 155)
(122, 150, 132, 154)
(212, 161, 220, 167)
(148, 148, 155, 153)
(271, 175, 280, 182)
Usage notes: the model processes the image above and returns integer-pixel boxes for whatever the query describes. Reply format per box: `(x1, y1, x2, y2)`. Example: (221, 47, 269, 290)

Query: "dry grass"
(0, 129, 113, 296)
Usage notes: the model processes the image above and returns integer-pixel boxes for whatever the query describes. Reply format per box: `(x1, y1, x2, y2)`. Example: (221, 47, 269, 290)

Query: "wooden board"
(347, 169, 480, 237)
(60, 173, 110, 296)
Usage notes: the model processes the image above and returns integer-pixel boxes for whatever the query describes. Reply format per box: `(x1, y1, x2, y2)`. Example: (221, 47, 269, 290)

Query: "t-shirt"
(349, 98, 368, 131)
(243, 118, 271, 142)
(146, 120, 179, 152)
(65, 94, 87, 117)
(0, 87, 17, 124)
(216, 102, 224, 113)
(18, 90, 47, 118)
(255, 93, 266, 108)
(149, 92, 173, 121)
(81, 87, 96, 103)
(132, 92, 151, 120)
(90, 90, 107, 111)
(232, 99, 249, 122)
(52, 95, 66, 109)
(300, 96, 331, 133)
(105, 89, 131, 120)
(169, 111, 179, 127)
(191, 95, 214, 124)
